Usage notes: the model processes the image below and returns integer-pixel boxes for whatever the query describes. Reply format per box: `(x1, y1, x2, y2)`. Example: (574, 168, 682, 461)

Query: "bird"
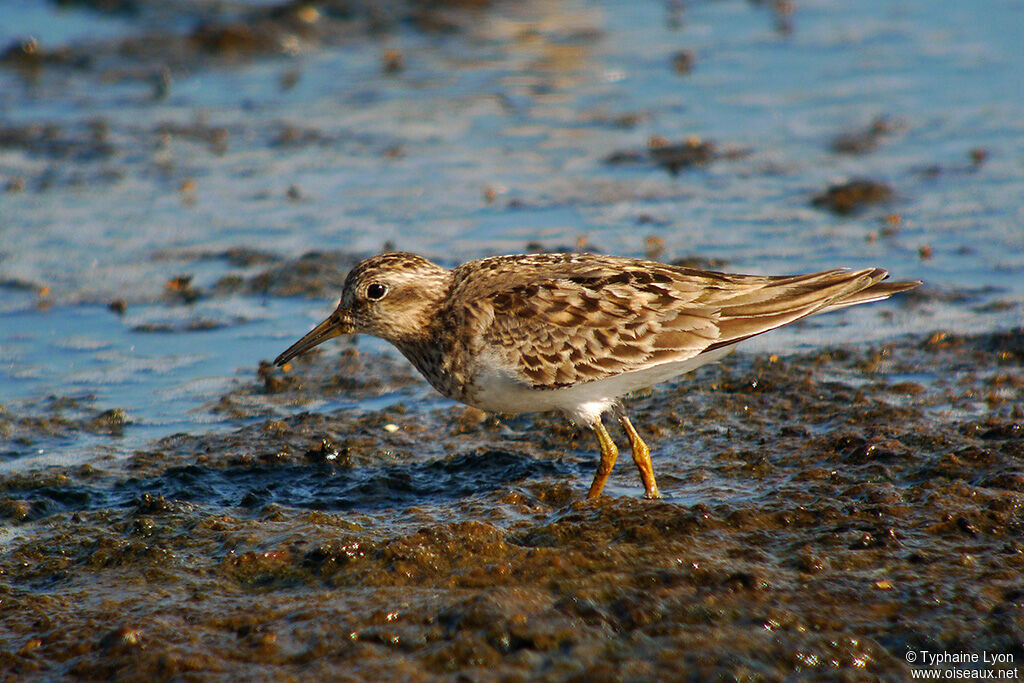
(274, 252, 919, 499)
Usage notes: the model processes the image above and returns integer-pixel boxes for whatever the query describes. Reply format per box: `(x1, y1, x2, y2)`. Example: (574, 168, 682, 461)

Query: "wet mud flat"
(1, 328, 1021, 679)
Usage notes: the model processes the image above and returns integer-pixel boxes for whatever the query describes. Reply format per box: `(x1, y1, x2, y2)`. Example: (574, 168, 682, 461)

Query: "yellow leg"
(618, 414, 661, 499)
(587, 421, 619, 499)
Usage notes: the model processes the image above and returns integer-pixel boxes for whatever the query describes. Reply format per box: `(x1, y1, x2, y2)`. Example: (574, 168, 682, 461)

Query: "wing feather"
(444, 254, 916, 390)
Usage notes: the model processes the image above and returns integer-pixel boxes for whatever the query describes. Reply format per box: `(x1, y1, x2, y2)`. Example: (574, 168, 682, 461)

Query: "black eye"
(365, 283, 388, 301)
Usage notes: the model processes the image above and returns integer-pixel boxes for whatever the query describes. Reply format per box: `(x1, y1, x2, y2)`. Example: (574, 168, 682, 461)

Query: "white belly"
(464, 345, 735, 424)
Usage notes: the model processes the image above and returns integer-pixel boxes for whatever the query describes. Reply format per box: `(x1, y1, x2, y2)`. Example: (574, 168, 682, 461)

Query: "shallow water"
(1, 0, 1023, 678)
(2, 0, 1022, 465)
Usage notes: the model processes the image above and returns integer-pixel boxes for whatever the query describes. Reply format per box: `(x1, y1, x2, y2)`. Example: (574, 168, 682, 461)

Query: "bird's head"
(274, 252, 451, 366)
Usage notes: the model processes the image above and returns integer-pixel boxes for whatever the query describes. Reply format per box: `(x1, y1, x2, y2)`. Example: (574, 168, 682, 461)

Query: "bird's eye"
(365, 283, 388, 301)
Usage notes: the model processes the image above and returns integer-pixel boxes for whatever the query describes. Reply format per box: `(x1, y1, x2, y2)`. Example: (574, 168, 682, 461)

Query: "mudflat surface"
(2, 0, 1023, 679)
(2, 328, 1022, 679)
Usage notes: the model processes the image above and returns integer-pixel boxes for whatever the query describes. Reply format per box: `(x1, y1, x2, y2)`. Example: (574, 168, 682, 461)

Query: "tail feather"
(819, 278, 921, 313)
(706, 269, 920, 351)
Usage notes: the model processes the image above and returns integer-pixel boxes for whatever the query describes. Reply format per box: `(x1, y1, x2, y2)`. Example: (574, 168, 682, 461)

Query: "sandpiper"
(275, 252, 919, 499)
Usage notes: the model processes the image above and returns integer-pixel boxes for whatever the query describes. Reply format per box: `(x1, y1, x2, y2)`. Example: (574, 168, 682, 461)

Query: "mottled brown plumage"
(275, 252, 920, 499)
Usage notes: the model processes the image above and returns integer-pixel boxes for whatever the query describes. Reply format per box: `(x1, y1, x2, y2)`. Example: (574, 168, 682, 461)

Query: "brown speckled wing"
(447, 254, 910, 390)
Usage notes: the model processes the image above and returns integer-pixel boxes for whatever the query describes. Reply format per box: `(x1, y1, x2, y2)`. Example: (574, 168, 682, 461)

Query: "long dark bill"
(274, 312, 352, 366)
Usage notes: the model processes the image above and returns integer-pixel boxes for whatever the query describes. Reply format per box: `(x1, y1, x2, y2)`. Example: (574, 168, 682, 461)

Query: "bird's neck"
(394, 329, 458, 400)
